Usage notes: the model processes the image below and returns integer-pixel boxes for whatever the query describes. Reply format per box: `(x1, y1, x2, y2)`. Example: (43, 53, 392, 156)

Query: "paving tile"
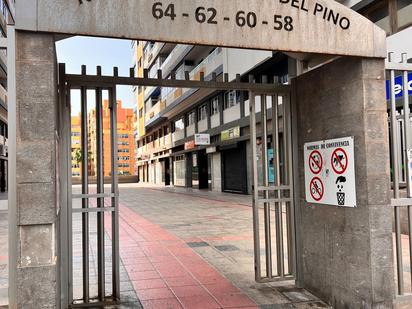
(128, 270, 160, 281)
(164, 275, 200, 287)
(178, 295, 221, 309)
(125, 263, 155, 272)
(136, 287, 174, 301)
(171, 285, 210, 297)
(204, 282, 241, 294)
(132, 278, 167, 290)
(213, 292, 257, 308)
(140, 297, 183, 309)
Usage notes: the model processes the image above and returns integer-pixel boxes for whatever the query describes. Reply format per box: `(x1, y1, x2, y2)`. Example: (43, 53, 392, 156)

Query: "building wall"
(70, 116, 81, 177)
(85, 100, 135, 177)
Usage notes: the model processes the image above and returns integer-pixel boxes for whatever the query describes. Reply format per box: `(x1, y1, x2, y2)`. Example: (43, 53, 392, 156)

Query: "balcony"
(161, 44, 193, 78)
(159, 48, 224, 114)
(198, 119, 208, 132)
(0, 83, 6, 109)
(145, 100, 166, 124)
(144, 42, 176, 71)
(172, 130, 185, 144)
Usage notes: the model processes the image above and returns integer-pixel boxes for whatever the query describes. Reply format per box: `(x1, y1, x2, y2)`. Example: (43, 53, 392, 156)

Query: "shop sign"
(221, 126, 240, 141)
(206, 146, 217, 154)
(195, 134, 210, 146)
(386, 72, 412, 100)
(304, 136, 356, 207)
(184, 140, 196, 150)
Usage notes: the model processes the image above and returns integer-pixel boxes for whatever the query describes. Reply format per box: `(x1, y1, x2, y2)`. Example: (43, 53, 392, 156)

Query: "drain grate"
(215, 245, 239, 252)
(187, 241, 209, 248)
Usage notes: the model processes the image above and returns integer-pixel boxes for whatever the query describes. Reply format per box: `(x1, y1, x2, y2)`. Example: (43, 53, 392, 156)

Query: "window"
(174, 118, 185, 132)
(224, 91, 240, 109)
(188, 111, 196, 126)
(198, 104, 207, 121)
(139, 108, 143, 118)
(211, 97, 219, 115)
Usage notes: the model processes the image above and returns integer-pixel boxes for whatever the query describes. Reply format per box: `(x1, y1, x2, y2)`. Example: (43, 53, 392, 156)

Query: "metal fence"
(387, 52, 412, 300)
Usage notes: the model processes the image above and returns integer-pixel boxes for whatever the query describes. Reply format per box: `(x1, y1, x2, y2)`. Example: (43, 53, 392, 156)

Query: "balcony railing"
(161, 44, 193, 77)
(145, 100, 166, 124)
(144, 43, 165, 69)
(0, 83, 6, 106)
(161, 47, 223, 107)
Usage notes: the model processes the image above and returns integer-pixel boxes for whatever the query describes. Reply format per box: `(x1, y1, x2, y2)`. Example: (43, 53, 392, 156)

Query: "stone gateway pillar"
(12, 30, 58, 308)
(294, 57, 394, 308)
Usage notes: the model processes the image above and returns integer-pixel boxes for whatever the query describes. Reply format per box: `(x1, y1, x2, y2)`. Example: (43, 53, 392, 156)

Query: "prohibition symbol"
(309, 150, 323, 174)
(331, 148, 348, 175)
(310, 177, 324, 201)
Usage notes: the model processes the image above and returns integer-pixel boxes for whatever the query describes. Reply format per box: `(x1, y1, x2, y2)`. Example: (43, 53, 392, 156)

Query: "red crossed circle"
(331, 148, 348, 175)
(310, 177, 324, 201)
(309, 150, 323, 174)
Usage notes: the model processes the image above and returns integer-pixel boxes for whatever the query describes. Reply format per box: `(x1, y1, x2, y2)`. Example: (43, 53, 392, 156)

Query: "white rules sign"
(304, 137, 356, 207)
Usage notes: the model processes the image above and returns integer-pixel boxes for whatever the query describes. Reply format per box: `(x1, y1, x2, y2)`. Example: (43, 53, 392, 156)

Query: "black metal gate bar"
(260, 91, 273, 278)
(95, 71, 105, 301)
(80, 67, 90, 302)
(109, 81, 120, 300)
(64, 70, 289, 93)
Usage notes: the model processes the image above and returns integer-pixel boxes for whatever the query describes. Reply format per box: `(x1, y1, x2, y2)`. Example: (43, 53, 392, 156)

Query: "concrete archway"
(9, 1, 393, 308)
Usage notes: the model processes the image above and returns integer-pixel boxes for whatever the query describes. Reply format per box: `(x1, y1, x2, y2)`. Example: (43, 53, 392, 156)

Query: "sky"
(56, 36, 135, 115)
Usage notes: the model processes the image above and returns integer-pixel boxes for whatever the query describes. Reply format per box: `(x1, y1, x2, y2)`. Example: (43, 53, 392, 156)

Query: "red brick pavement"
(105, 203, 258, 309)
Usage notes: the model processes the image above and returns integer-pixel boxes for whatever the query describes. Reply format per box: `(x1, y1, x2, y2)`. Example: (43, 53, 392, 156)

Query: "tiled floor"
(115, 184, 329, 309)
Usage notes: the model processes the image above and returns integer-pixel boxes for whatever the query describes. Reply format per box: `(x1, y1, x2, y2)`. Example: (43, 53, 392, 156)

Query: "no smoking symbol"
(331, 148, 348, 175)
(309, 150, 323, 174)
(310, 177, 324, 201)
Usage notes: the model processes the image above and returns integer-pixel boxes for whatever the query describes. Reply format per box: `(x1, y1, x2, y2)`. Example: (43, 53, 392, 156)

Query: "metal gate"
(58, 64, 120, 308)
(58, 63, 295, 307)
(249, 88, 295, 282)
(388, 52, 412, 302)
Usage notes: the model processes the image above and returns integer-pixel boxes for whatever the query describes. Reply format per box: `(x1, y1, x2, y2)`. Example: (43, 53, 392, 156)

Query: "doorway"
(221, 142, 248, 194)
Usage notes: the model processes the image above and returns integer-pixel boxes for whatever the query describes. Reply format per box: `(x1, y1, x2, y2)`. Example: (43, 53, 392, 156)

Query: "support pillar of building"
(11, 30, 58, 308)
(294, 57, 394, 308)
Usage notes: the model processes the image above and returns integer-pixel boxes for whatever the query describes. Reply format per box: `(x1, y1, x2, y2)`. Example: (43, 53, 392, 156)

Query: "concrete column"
(294, 57, 394, 308)
(14, 31, 58, 308)
(211, 152, 222, 192)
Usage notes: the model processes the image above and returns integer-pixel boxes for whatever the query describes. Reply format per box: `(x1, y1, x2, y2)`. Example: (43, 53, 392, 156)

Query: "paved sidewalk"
(118, 184, 330, 308)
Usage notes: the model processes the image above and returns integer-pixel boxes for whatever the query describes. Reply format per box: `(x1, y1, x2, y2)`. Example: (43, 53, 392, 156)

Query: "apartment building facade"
(133, 40, 291, 193)
(71, 100, 135, 178)
(70, 115, 81, 177)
